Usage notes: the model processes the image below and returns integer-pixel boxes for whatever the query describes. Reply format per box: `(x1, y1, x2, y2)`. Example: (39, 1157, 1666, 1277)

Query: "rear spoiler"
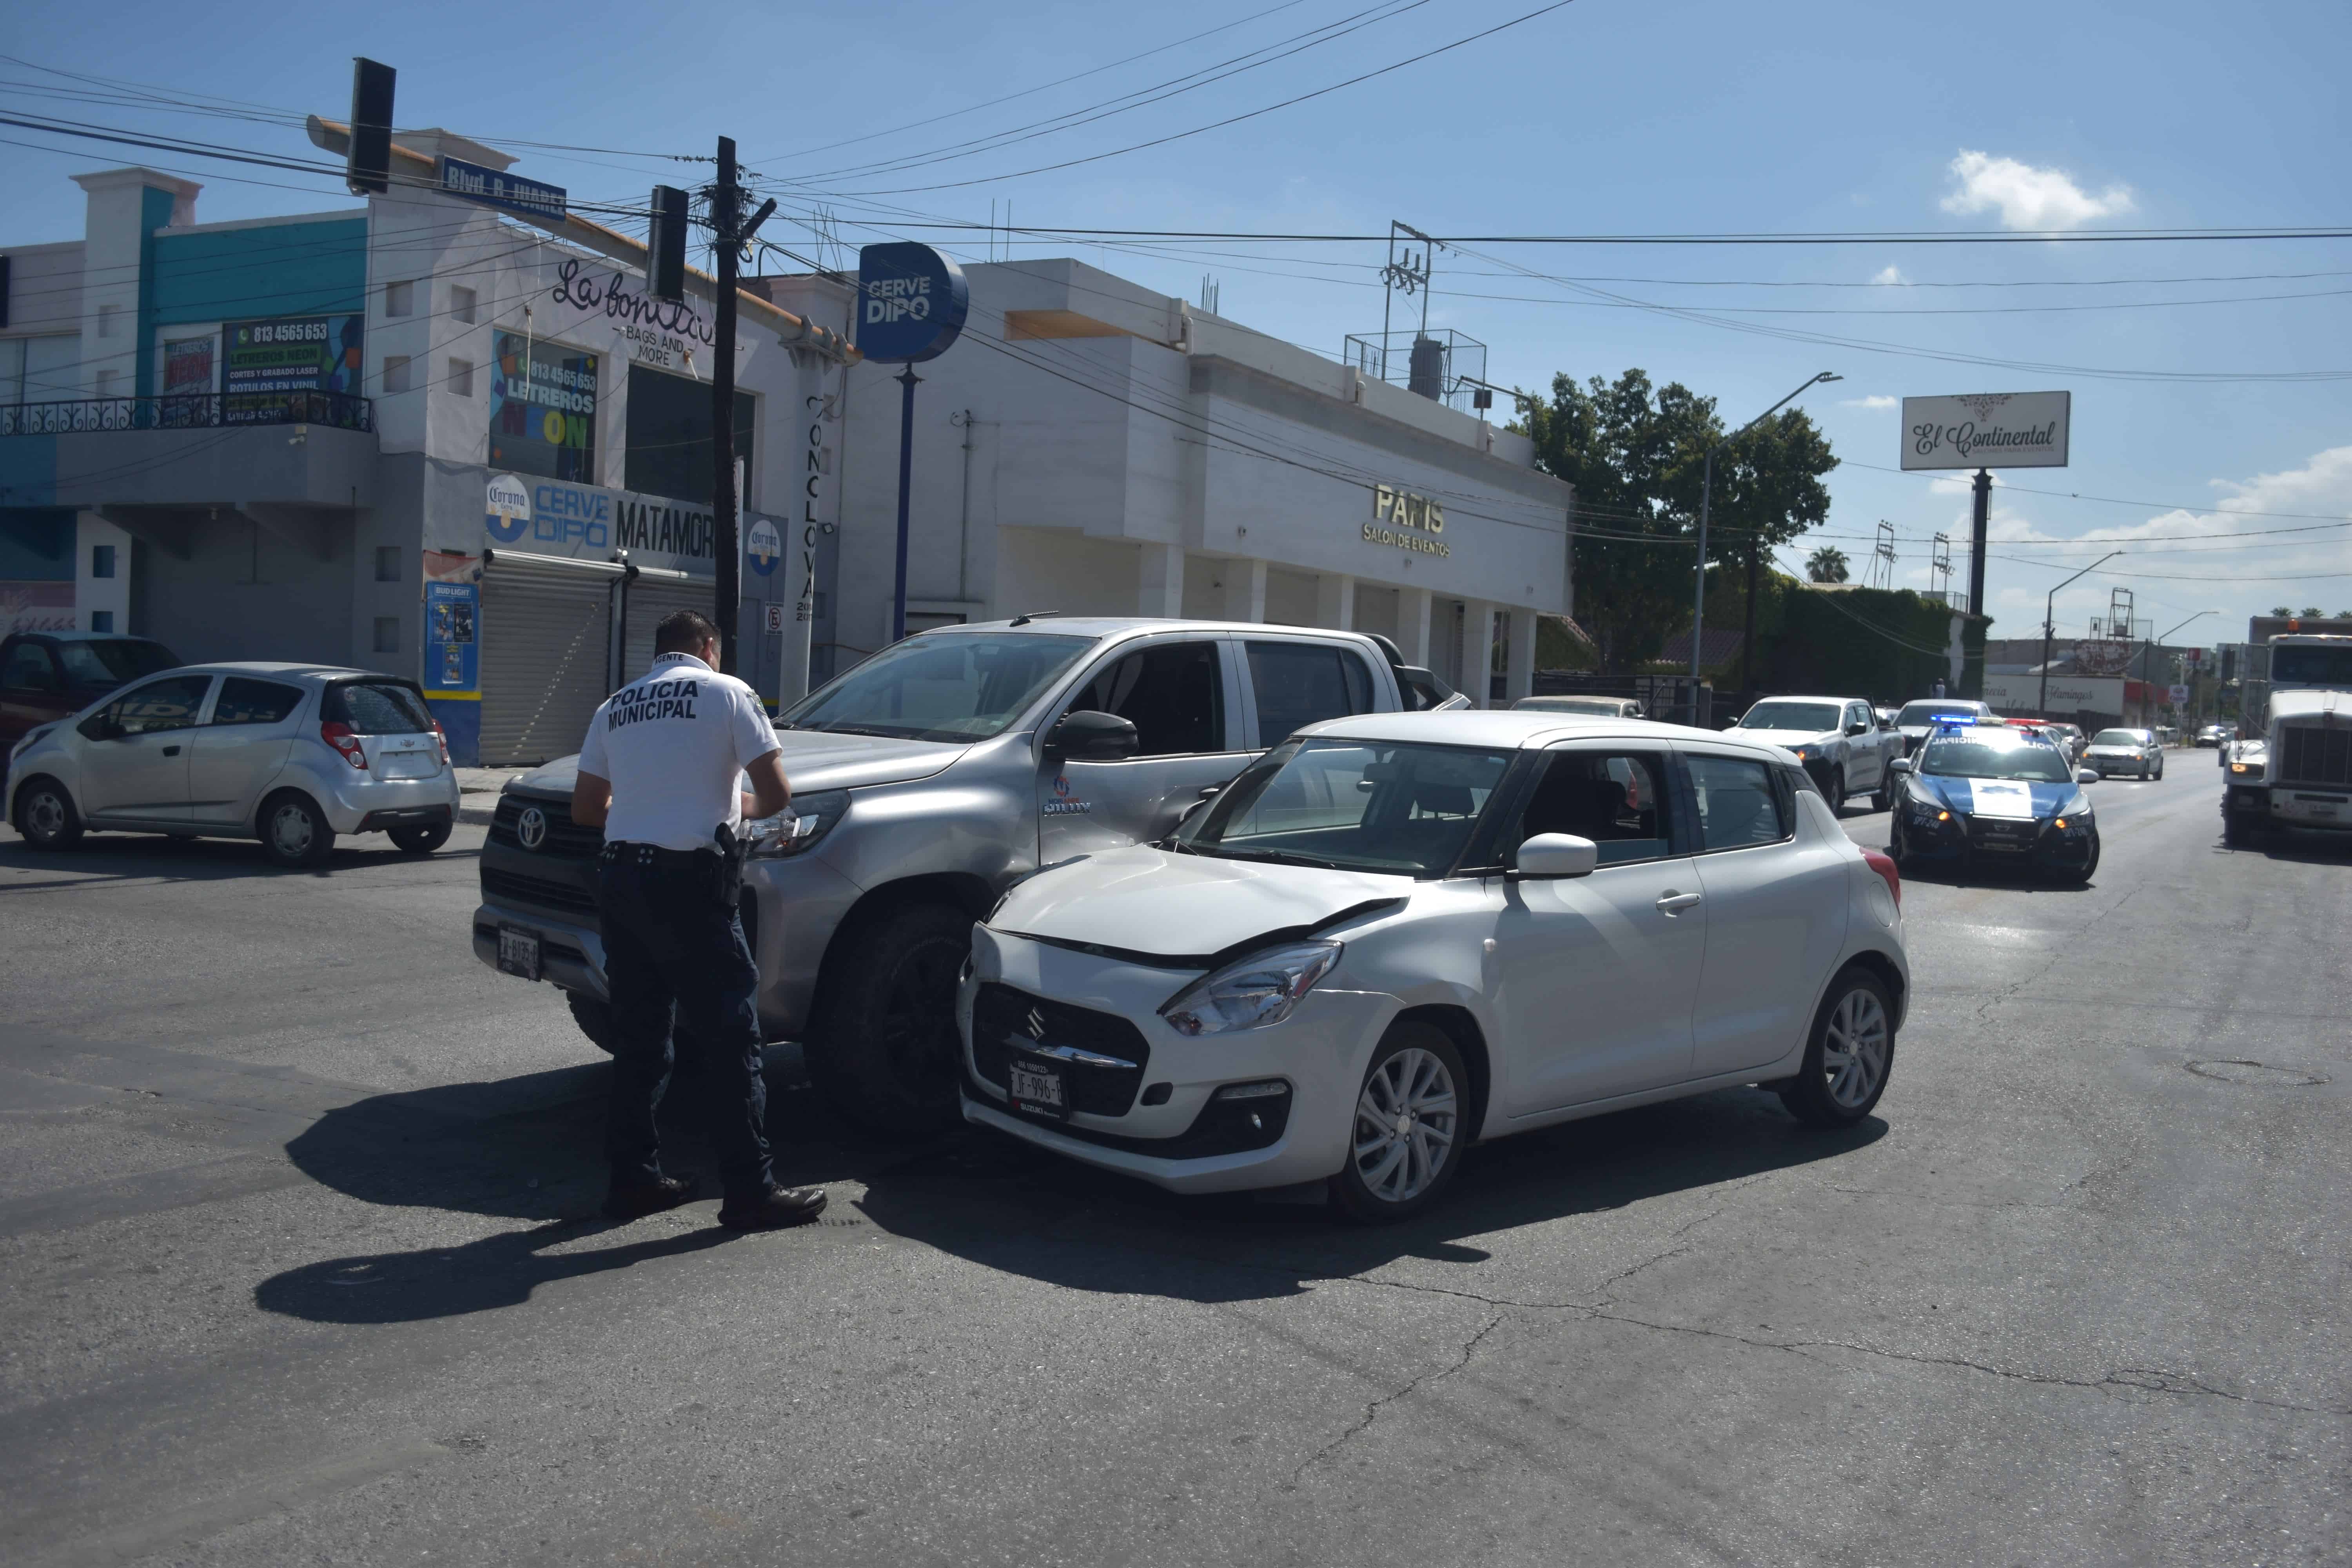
(1363, 633, 1470, 712)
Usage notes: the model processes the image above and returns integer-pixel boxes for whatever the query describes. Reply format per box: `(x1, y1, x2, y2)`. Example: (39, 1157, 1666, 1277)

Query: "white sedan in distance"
(958, 710, 1909, 1221)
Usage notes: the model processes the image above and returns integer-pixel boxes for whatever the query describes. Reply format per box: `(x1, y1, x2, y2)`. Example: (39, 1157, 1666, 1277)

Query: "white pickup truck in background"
(1726, 694, 1906, 813)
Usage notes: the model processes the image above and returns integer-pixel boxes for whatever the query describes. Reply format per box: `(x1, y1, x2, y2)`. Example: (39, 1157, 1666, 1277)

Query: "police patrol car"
(1887, 717, 2103, 883)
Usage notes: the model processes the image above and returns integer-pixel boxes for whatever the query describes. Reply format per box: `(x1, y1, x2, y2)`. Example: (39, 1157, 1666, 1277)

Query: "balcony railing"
(0, 391, 374, 437)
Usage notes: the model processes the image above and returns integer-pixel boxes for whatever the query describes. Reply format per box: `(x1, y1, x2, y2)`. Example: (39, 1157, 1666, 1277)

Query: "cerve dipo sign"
(855, 243, 970, 365)
(1902, 390, 2071, 470)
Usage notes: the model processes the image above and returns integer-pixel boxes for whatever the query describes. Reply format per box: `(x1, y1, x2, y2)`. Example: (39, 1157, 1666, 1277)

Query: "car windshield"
(54, 639, 178, 686)
(323, 681, 434, 733)
(1740, 701, 1843, 732)
(1920, 733, 2073, 782)
(2270, 643, 2352, 686)
(1898, 701, 1978, 726)
(779, 633, 1093, 742)
(2091, 729, 2147, 747)
(1177, 738, 1514, 878)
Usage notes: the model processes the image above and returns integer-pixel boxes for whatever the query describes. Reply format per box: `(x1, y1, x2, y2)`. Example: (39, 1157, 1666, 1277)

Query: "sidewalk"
(454, 766, 529, 826)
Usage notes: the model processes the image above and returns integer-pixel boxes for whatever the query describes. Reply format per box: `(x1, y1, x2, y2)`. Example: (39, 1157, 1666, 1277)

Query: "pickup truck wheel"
(1869, 773, 1892, 811)
(15, 777, 83, 849)
(807, 902, 970, 1137)
(1822, 769, 1846, 815)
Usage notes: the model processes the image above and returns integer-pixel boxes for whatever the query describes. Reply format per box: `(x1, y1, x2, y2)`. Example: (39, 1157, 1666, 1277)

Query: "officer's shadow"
(259, 1046, 876, 1324)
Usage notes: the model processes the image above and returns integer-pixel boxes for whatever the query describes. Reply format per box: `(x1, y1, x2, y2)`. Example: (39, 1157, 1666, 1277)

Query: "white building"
(816, 258, 1573, 706)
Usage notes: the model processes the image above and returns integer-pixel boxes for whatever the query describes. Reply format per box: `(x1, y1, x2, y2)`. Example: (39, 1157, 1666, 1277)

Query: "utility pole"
(2037, 550, 2123, 717)
(1693, 371, 1840, 683)
(707, 135, 775, 677)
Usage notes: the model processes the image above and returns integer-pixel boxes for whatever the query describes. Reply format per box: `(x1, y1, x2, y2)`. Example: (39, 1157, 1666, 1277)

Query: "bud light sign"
(855, 243, 969, 364)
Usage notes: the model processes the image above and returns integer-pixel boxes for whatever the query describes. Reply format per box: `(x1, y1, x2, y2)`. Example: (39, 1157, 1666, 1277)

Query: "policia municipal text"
(571, 610, 828, 1229)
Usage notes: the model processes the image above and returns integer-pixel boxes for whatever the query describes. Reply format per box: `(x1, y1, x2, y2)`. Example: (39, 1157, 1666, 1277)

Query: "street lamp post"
(2141, 610, 2216, 727)
(2037, 550, 2125, 717)
(1692, 372, 1841, 689)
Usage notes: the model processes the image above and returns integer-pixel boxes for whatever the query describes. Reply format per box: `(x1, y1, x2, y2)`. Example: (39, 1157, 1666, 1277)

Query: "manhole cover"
(2185, 1060, 2329, 1087)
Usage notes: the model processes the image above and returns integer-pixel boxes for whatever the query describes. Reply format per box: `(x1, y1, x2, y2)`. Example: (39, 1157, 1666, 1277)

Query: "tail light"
(1860, 847, 1902, 909)
(320, 720, 368, 770)
(431, 718, 450, 765)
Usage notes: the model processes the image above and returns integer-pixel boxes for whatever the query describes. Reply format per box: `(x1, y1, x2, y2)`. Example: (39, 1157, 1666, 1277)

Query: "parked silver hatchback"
(5, 662, 458, 867)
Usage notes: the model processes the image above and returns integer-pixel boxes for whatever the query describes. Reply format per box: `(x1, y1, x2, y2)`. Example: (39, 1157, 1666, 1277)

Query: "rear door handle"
(161, 744, 181, 756)
(1655, 891, 1702, 915)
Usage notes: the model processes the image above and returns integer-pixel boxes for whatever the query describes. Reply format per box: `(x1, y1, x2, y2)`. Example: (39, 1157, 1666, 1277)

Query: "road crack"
(1288, 1308, 1509, 1485)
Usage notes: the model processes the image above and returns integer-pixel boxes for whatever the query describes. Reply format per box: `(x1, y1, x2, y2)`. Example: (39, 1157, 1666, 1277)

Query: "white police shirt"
(577, 652, 781, 853)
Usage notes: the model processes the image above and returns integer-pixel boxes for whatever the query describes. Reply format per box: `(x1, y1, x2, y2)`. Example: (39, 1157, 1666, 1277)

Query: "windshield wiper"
(1204, 846, 1348, 870)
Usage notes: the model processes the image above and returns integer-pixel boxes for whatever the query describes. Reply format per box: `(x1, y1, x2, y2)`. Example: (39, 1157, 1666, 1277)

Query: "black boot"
(717, 1183, 828, 1230)
(602, 1175, 695, 1221)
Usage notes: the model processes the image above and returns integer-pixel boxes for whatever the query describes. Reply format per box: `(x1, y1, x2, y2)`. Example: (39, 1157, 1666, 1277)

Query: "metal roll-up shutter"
(479, 550, 623, 765)
(620, 571, 718, 678)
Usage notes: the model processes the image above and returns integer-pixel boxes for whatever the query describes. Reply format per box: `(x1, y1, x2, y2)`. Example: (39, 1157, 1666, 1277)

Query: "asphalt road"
(1, 757, 2344, 1567)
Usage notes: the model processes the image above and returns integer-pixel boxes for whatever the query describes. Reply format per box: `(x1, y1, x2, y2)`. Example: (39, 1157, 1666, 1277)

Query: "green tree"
(1517, 368, 1836, 673)
(2272, 606, 2294, 617)
(1807, 545, 1851, 583)
(2300, 606, 2326, 618)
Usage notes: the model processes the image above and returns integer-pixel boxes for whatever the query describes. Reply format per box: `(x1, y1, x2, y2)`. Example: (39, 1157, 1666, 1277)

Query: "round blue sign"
(856, 243, 970, 364)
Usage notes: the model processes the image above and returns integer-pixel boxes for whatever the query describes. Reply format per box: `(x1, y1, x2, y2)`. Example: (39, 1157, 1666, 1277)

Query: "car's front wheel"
(2153, 755, 2164, 780)
(260, 790, 334, 869)
(1869, 770, 1893, 811)
(15, 776, 83, 850)
(1777, 966, 1895, 1128)
(1822, 767, 1846, 815)
(807, 901, 971, 1138)
(1330, 1021, 1468, 1223)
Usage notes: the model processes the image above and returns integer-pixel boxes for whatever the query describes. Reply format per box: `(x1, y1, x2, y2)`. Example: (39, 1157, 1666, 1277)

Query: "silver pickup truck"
(473, 617, 1457, 1132)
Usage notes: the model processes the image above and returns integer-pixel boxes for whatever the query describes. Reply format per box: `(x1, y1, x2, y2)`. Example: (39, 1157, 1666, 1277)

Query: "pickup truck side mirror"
(1846, 720, 1871, 736)
(1512, 832, 1599, 879)
(1045, 709, 1139, 763)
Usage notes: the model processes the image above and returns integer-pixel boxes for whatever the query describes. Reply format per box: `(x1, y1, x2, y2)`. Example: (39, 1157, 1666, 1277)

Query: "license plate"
(2302, 804, 2338, 820)
(381, 752, 438, 779)
(497, 927, 542, 981)
(1007, 1055, 1067, 1119)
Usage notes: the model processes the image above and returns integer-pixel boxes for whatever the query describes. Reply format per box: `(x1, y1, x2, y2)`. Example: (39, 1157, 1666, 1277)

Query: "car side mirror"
(1846, 720, 1870, 736)
(78, 711, 120, 742)
(1513, 832, 1598, 879)
(2075, 767, 2100, 784)
(1046, 709, 1139, 763)
(1889, 756, 1912, 775)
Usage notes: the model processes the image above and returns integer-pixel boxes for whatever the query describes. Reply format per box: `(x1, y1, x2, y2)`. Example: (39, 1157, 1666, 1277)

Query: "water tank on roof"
(1407, 334, 1446, 401)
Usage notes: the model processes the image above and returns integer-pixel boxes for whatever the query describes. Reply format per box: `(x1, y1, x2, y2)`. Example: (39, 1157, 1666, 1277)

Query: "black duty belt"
(599, 841, 718, 870)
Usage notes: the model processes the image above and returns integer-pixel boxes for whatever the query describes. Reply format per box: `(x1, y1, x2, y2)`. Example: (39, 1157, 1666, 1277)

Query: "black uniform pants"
(596, 844, 773, 1201)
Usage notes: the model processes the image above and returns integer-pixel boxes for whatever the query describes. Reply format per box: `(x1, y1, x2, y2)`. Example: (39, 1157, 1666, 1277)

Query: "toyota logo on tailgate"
(517, 806, 548, 850)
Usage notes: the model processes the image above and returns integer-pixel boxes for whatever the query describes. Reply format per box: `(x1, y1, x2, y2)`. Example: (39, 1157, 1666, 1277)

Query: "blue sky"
(7, 0, 2348, 645)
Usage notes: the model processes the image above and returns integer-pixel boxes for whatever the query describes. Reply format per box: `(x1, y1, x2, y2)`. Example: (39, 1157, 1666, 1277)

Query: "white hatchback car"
(6, 662, 459, 868)
(959, 710, 1909, 1221)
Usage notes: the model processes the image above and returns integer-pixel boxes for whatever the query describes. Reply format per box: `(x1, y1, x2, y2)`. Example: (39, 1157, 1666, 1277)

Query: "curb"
(459, 799, 500, 828)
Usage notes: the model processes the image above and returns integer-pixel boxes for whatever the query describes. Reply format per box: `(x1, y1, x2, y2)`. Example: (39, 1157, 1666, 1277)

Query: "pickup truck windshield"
(780, 633, 1093, 742)
(1178, 738, 1513, 877)
(2270, 644, 2352, 686)
(54, 639, 178, 687)
(1740, 701, 1843, 732)
(1920, 734, 2072, 782)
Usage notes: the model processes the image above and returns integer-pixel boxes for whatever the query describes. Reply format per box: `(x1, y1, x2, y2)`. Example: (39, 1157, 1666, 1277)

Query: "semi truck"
(2220, 633, 2352, 846)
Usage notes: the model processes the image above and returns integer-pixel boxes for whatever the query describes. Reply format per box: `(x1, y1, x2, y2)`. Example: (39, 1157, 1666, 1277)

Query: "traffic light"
(648, 185, 688, 303)
(346, 59, 396, 196)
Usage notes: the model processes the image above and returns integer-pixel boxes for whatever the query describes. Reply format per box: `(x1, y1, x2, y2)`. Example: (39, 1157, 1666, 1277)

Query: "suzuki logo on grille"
(517, 807, 548, 851)
(1024, 1006, 1047, 1040)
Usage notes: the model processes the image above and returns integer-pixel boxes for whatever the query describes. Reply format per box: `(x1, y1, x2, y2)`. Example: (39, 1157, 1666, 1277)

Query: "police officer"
(571, 609, 826, 1229)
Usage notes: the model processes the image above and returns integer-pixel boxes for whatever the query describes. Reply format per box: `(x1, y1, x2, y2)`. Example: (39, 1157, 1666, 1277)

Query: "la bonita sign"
(1363, 483, 1452, 557)
(1901, 391, 2071, 470)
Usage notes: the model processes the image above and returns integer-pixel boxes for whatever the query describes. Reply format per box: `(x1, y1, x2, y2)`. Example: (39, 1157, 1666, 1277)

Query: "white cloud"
(1940, 150, 2134, 230)
(1870, 265, 1908, 286)
(1842, 394, 1899, 410)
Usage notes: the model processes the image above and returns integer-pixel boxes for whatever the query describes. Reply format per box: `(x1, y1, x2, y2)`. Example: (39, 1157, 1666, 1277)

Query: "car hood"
(1909, 773, 2081, 820)
(991, 844, 1411, 964)
(1733, 726, 1840, 749)
(508, 728, 971, 799)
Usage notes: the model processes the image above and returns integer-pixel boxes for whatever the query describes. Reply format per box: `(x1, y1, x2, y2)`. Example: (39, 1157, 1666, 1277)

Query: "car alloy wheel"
(1351, 1044, 1459, 1206)
(1820, 987, 1890, 1110)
